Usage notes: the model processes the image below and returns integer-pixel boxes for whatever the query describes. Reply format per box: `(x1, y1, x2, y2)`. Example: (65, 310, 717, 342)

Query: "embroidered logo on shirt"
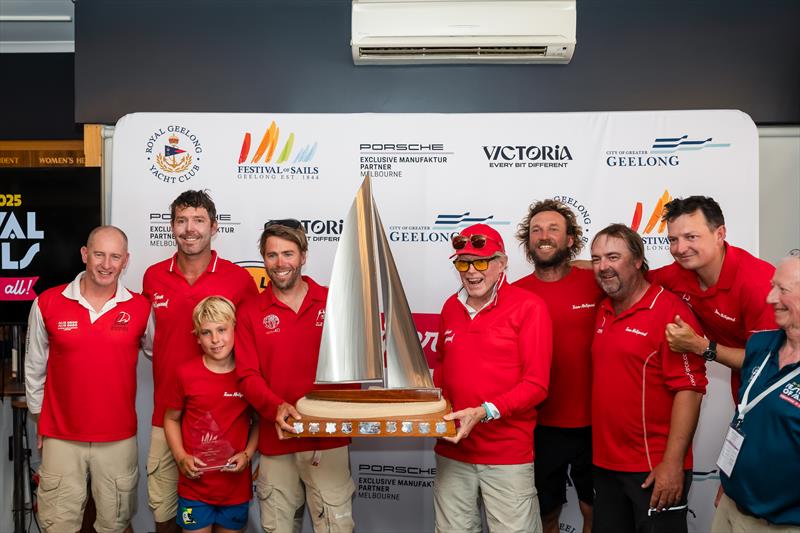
(57, 320, 78, 332)
(444, 329, 455, 343)
(263, 314, 280, 333)
(625, 327, 648, 337)
(714, 308, 736, 322)
(315, 309, 326, 327)
(780, 381, 800, 409)
(152, 293, 169, 309)
(114, 311, 131, 324)
(572, 303, 596, 310)
(223, 391, 244, 398)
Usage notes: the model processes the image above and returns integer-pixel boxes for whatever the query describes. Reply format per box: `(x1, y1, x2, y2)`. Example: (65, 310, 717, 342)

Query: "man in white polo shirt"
(26, 226, 150, 533)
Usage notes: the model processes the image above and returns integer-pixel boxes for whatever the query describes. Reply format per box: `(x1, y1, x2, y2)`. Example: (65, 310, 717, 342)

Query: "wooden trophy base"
(288, 390, 456, 438)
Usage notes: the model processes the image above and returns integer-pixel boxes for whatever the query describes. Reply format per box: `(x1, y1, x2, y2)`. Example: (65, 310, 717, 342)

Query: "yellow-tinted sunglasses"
(452, 256, 497, 272)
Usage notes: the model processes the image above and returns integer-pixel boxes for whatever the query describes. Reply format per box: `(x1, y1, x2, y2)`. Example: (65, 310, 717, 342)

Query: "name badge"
(716, 425, 745, 477)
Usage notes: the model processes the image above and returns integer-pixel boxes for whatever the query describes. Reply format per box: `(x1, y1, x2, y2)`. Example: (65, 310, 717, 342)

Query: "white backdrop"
(110, 110, 758, 532)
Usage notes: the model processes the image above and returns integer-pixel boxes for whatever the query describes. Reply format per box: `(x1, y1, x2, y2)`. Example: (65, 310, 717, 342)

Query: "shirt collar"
(456, 272, 506, 318)
(61, 271, 133, 307)
(599, 282, 664, 319)
(261, 275, 325, 310)
(168, 250, 219, 274)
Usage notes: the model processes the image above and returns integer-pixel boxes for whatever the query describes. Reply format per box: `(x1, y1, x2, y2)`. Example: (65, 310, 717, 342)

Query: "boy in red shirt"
(164, 296, 258, 532)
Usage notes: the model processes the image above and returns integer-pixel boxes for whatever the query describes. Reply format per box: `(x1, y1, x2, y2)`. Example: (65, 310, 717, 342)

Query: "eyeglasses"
(452, 234, 492, 250)
(453, 257, 497, 272)
(264, 219, 303, 230)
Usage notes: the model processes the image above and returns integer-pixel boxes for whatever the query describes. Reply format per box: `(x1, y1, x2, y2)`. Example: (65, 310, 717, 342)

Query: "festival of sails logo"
(236, 121, 319, 180)
(631, 189, 672, 251)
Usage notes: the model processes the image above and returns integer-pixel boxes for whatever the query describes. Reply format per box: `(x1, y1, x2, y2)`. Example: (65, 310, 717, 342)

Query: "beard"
(530, 243, 572, 269)
(268, 267, 302, 291)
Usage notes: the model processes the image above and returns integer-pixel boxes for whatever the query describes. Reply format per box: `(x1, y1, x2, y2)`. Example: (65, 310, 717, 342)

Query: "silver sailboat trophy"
(290, 176, 456, 438)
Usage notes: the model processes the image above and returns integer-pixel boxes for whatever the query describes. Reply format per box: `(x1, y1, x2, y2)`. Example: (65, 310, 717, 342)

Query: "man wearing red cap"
(433, 223, 553, 533)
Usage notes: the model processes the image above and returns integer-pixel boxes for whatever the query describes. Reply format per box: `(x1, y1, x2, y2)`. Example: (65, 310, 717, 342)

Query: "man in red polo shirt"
(142, 190, 257, 533)
(650, 196, 775, 396)
(235, 219, 354, 533)
(590, 224, 707, 533)
(26, 226, 150, 533)
(434, 223, 552, 533)
(513, 200, 603, 533)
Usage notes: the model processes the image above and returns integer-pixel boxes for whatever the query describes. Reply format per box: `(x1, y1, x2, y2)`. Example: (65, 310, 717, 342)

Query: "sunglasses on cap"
(264, 219, 303, 230)
(453, 257, 498, 272)
(452, 234, 498, 250)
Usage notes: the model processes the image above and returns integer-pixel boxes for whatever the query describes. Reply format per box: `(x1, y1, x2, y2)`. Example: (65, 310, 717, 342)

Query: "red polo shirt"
(592, 284, 707, 472)
(235, 276, 349, 456)
(650, 243, 776, 396)
(514, 267, 602, 428)
(143, 251, 258, 427)
(433, 278, 552, 465)
(166, 358, 252, 506)
(36, 283, 150, 442)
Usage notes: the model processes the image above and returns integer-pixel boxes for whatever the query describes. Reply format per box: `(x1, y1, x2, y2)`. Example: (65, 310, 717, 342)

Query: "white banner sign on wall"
(111, 110, 757, 532)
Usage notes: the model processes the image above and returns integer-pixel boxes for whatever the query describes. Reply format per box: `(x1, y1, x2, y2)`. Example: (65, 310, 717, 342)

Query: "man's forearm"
(662, 390, 703, 465)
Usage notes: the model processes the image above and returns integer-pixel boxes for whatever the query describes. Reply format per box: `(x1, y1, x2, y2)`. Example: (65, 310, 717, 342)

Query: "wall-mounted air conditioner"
(352, 0, 576, 65)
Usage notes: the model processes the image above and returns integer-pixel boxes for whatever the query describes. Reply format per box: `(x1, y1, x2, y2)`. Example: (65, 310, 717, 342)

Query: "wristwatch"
(702, 340, 718, 362)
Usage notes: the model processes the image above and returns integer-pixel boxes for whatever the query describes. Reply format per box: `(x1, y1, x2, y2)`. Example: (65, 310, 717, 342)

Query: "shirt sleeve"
(490, 297, 552, 417)
(140, 307, 155, 360)
(24, 298, 49, 415)
(235, 301, 285, 420)
(164, 365, 187, 412)
(662, 300, 708, 393)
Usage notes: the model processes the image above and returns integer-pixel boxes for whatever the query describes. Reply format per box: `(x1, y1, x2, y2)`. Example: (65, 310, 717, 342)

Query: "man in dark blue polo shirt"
(712, 254, 800, 531)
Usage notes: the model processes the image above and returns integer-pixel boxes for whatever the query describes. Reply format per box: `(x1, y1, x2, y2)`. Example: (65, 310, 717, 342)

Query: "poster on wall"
(111, 110, 758, 533)
(0, 167, 101, 323)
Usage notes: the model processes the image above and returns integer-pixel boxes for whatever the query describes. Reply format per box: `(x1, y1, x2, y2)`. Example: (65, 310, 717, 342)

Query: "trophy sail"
(315, 176, 383, 384)
(374, 208, 435, 389)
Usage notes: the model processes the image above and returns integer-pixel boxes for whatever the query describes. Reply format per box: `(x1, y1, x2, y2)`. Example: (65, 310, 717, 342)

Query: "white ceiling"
(0, 0, 75, 53)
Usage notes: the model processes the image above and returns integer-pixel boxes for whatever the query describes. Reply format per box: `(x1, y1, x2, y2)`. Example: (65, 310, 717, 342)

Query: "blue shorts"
(176, 497, 249, 531)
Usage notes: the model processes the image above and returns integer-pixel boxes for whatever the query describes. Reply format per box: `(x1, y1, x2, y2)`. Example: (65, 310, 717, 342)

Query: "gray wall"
(74, 0, 800, 124)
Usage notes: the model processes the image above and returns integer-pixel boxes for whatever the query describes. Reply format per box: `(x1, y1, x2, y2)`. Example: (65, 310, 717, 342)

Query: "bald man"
(26, 226, 151, 533)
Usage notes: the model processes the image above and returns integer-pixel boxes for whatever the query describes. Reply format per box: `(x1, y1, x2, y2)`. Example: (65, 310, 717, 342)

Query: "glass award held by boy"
(189, 412, 235, 471)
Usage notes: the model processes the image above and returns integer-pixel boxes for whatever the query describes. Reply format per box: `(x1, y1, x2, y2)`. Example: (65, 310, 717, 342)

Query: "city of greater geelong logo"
(482, 144, 573, 169)
(606, 134, 731, 167)
(631, 189, 672, 251)
(359, 143, 450, 179)
(144, 126, 203, 183)
(388, 212, 509, 244)
(236, 121, 320, 181)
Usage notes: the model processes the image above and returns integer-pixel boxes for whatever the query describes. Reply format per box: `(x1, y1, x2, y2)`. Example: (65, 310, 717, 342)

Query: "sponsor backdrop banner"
(111, 111, 757, 533)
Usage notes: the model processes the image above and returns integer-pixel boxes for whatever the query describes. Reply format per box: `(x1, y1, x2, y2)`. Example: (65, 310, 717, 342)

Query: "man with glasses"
(590, 224, 706, 533)
(235, 219, 355, 533)
(142, 190, 258, 533)
(513, 200, 603, 533)
(433, 223, 553, 533)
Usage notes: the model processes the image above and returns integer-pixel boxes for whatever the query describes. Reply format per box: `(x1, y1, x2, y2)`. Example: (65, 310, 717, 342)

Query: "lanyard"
(736, 351, 800, 425)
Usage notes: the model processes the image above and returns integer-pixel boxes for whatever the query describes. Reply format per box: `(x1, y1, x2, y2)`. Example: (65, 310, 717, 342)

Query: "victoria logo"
(145, 126, 203, 184)
(236, 120, 320, 180)
(482, 144, 572, 169)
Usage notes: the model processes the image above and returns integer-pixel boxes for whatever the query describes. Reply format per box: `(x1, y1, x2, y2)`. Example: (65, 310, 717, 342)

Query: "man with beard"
(590, 224, 706, 533)
(650, 196, 775, 398)
(513, 200, 603, 533)
(235, 220, 354, 533)
(434, 223, 552, 533)
(143, 190, 257, 533)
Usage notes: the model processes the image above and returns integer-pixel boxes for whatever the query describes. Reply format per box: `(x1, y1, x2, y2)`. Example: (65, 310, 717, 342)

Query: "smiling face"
(196, 319, 235, 362)
(767, 257, 800, 331)
(458, 253, 507, 308)
(263, 235, 306, 292)
(667, 210, 725, 272)
(80, 227, 129, 291)
(528, 210, 574, 268)
(171, 205, 217, 258)
(591, 234, 643, 302)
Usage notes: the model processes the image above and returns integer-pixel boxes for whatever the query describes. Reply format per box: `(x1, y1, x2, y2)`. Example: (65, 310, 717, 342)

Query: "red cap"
(450, 223, 505, 258)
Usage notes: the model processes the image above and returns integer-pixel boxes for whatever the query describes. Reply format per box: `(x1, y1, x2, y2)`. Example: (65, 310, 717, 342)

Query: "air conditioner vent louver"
(359, 46, 549, 58)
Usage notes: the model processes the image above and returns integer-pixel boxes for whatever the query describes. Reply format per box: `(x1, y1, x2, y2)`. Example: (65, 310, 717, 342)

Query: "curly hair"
(516, 199, 584, 262)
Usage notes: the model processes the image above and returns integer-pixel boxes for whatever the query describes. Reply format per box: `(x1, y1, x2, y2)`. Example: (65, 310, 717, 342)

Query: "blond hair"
(192, 296, 236, 334)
